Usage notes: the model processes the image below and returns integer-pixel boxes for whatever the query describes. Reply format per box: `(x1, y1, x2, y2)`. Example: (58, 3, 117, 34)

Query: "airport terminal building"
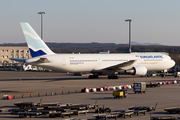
(0, 46, 31, 66)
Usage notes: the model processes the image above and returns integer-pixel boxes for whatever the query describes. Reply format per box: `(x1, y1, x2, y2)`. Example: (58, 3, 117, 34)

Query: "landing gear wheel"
(114, 76, 118, 79)
(89, 75, 99, 79)
(108, 75, 118, 79)
(161, 74, 166, 77)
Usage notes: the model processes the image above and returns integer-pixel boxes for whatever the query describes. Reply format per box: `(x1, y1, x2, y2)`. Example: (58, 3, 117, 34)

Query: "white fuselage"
(26, 52, 175, 74)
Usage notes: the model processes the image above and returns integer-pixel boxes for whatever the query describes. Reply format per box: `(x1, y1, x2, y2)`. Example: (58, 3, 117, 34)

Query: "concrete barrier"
(97, 87, 103, 91)
(126, 85, 132, 89)
(123, 85, 126, 89)
(115, 86, 122, 90)
(109, 86, 116, 90)
(162, 82, 166, 85)
(172, 80, 177, 84)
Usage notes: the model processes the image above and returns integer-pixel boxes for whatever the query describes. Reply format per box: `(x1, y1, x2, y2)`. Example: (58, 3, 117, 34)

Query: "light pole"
(125, 19, 132, 53)
(38, 12, 45, 40)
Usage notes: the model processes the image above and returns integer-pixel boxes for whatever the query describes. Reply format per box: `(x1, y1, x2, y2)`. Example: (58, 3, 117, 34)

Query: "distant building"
(0, 46, 31, 65)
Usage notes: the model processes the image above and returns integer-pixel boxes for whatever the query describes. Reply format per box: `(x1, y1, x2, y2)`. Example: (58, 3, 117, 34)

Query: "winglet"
(20, 22, 54, 58)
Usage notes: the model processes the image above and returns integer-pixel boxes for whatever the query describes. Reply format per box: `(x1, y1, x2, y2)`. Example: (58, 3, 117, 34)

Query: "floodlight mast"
(125, 19, 132, 53)
(38, 12, 45, 40)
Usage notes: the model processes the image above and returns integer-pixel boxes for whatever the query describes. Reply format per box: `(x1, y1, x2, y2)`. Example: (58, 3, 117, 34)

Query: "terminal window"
(1, 56, 4, 58)
(1, 50, 4, 52)
(21, 55, 24, 58)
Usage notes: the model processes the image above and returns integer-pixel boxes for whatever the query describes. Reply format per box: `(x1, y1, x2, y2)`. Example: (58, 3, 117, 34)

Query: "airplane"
(10, 22, 175, 79)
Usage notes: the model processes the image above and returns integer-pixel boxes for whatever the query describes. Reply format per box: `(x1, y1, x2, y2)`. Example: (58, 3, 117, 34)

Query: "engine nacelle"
(125, 66, 147, 76)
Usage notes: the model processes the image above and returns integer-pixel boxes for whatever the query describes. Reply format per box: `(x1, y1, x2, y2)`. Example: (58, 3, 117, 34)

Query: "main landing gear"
(89, 75, 99, 79)
(108, 75, 118, 79)
(88, 74, 118, 79)
(161, 73, 166, 78)
(161, 70, 167, 78)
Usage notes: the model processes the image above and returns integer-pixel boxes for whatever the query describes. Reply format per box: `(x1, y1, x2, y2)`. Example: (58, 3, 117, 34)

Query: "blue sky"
(0, 0, 180, 46)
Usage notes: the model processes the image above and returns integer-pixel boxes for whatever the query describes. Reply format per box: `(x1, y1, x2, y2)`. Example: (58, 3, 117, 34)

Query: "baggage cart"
(95, 106, 111, 113)
(130, 110, 146, 116)
(164, 107, 180, 114)
(113, 110, 133, 118)
(14, 102, 39, 107)
(129, 102, 158, 112)
(49, 111, 73, 118)
(93, 113, 118, 120)
(113, 89, 127, 99)
(151, 116, 178, 120)
(73, 110, 88, 116)
(133, 82, 146, 93)
(129, 106, 155, 112)
(18, 111, 42, 118)
(74, 104, 98, 109)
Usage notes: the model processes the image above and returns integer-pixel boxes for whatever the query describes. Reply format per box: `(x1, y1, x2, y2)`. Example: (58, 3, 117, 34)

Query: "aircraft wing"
(103, 60, 135, 70)
(93, 60, 135, 71)
(9, 58, 26, 63)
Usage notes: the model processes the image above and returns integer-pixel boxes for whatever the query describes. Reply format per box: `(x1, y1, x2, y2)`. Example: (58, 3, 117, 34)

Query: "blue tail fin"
(20, 22, 54, 58)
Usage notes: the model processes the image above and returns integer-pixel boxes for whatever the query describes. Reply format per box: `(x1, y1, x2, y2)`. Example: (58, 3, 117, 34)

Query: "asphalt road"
(0, 71, 180, 120)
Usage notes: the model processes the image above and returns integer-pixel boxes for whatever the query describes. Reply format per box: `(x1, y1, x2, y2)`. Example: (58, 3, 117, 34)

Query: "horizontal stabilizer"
(26, 57, 50, 64)
(34, 58, 50, 63)
(9, 58, 26, 63)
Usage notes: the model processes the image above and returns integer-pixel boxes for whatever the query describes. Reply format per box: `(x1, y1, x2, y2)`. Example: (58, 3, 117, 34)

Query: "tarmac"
(0, 71, 180, 120)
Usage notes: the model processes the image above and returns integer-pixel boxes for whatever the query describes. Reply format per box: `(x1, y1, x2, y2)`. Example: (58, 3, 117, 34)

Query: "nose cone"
(171, 60, 176, 67)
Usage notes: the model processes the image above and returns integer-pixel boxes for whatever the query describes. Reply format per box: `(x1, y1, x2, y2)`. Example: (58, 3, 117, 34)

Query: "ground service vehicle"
(174, 72, 180, 77)
(133, 82, 146, 93)
(113, 89, 127, 99)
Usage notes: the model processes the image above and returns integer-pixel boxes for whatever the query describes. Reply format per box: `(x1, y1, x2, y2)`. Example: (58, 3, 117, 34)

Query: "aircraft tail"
(20, 22, 54, 58)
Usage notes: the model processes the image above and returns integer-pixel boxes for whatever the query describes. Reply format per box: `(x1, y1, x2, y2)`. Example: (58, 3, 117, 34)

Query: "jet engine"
(125, 66, 147, 76)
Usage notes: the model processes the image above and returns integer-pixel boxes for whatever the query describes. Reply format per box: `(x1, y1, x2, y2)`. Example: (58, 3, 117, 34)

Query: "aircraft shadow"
(91, 97, 114, 100)
(0, 105, 16, 108)
(0, 76, 134, 82)
(92, 93, 112, 95)
(0, 77, 91, 82)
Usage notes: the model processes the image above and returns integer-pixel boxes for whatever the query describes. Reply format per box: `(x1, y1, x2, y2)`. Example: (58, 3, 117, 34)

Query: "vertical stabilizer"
(20, 22, 54, 58)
